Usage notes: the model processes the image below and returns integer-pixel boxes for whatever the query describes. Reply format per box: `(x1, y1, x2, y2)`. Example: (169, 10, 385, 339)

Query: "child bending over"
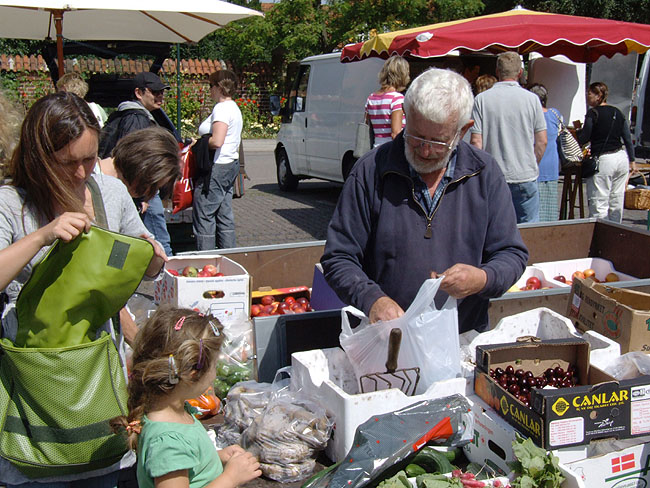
(111, 307, 261, 488)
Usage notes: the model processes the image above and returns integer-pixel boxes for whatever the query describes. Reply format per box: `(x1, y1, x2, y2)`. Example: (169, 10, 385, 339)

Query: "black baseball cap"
(133, 72, 170, 91)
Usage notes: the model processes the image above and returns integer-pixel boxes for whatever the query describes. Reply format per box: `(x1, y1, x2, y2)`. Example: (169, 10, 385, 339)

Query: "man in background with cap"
(99, 71, 174, 255)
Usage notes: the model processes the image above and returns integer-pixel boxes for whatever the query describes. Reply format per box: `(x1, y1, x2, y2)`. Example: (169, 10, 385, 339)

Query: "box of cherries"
(472, 337, 628, 449)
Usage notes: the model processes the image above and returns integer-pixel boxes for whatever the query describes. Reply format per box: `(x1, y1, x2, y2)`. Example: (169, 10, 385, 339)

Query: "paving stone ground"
(169, 138, 649, 255)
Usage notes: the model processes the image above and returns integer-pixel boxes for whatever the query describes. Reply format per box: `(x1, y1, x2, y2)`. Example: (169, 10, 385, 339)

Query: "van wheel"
(342, 154, 357, 180)
(276, 149, 299, 191)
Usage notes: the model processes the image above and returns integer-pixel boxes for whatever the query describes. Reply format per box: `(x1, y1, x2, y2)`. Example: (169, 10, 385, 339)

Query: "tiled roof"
(0, 54, 223, 75)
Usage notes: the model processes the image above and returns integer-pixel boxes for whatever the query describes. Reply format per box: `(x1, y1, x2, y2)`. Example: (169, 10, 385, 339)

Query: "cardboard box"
(154, 255, 250, 323)
(566, 277, 650, 353)
(465, 395, 650, 488)
(464, 395, 590, 475)
(474, 338, 650, 449)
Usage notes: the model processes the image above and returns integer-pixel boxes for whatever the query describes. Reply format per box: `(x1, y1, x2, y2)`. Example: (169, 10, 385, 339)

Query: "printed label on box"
(631, 386, 650, 435)
(570, 293, 582, 316)
(549, 417, 584, 446)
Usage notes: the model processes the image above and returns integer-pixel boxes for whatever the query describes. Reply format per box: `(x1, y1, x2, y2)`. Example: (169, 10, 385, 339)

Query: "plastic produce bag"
(240, 376, 333, 483)
(304, 394, 472, 488)
(605, 352, 650, 380)
(213, 315, 255, 399)
(340, 278, 460, 395)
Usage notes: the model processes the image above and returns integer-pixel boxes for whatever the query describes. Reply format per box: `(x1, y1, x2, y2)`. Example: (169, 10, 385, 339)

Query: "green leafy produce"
(376, 470, 412, 488)
(406, 463, 428, 477)
(415, 473, 462, 488)
(509, 434, 564, 488)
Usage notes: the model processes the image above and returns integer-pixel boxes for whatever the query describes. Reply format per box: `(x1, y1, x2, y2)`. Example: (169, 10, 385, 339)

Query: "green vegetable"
(376, 470, 412, 488)
(509, 434, 565, 488)
(411, 447, 454, 474)
(213, 379, 230, 399)
(405, 463, 427, 477)
(442, 448, 459, 462)
(415, 473, 462, 488)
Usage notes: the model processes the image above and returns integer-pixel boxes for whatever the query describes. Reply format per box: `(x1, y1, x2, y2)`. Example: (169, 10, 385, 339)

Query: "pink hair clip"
(174, 316, 186, 331)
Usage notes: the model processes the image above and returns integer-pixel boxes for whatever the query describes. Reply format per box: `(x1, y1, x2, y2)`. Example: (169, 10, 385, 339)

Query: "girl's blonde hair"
(110, 307, 224, 451)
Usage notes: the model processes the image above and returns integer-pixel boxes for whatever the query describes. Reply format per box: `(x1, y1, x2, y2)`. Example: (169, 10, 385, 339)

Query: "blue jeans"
(192, 160, 239, 251)
(508, 181, 540, 223)
(142, 193, 172, 256)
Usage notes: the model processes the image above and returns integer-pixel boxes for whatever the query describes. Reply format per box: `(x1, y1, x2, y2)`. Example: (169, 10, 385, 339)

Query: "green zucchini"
(411, 447, 454, 474)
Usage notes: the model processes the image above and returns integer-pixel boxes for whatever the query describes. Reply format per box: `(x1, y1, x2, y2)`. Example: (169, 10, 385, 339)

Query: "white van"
(274, 53, 385, 191)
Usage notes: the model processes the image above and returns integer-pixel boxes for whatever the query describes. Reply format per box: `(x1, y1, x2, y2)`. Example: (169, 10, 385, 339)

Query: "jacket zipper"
(386, 169, 482, 239)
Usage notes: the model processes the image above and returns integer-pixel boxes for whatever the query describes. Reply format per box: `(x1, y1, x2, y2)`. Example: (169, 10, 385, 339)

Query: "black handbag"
(581, 107, 616, 179)
(581, 155, 599, 178)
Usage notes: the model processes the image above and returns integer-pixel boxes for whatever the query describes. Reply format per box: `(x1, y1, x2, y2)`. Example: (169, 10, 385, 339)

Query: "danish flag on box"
(611, 453, 636, 473)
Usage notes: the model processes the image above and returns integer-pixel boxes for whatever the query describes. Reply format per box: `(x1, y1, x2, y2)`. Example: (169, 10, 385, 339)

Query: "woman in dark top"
(577, 82, 636, 223)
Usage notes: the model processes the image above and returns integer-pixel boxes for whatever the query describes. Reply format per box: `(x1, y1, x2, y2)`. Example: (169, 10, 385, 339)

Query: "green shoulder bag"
(0, 178, 154, 477)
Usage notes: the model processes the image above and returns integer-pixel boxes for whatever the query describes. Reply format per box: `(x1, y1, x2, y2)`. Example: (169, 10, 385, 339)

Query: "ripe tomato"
(250, 304, 262, 317)
(297, 297, 309, 306)
(260, 295, 274, 306)
(284, 296, 296, 305)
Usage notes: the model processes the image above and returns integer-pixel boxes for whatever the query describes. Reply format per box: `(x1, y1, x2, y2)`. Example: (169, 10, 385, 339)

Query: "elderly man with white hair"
(321, 68, 528, 334)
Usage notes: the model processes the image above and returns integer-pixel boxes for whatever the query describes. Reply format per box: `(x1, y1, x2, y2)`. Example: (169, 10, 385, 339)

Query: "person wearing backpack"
(99, 72, 174, 256)
(529, 84, 561, 221)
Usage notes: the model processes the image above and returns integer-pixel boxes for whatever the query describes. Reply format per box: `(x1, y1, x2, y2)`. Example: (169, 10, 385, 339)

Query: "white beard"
(404, 143, 452, 174)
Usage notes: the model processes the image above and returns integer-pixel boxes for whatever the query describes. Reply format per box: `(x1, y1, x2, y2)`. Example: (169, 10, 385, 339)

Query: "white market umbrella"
(0, 0, 263, 74)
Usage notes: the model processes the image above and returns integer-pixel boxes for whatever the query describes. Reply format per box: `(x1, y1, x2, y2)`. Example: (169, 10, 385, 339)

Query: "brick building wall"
(0, 54, 276, 136)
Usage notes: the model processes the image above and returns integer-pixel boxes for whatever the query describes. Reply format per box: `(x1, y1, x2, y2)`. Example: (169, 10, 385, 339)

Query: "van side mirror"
(269, 95, 281, 116)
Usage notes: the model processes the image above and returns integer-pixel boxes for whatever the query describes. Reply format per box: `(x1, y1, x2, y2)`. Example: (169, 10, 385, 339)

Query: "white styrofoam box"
(533, 257, 638, 285)
(154, 255, 250, 324)
(460, 308, 620, 373)
(291, 347, 466, 463)
(564, 438, 650, 488)
(510, 266, 568, 291)
(464, 395, 586, 488)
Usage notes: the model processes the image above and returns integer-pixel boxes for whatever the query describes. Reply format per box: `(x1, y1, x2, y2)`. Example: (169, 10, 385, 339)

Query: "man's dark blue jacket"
(321, 133, 529, 333)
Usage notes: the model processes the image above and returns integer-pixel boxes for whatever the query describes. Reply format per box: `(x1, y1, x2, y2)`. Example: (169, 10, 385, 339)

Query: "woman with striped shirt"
(365, 56, 410, 147)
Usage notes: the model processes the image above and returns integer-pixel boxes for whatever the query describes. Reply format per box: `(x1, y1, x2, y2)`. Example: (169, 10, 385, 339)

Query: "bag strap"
(86, 177, 108, 229)
(548, 108, 564, 130)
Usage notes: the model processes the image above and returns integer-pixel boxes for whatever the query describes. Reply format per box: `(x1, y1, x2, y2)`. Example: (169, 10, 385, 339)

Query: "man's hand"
(369, 296, 405, 323)
(432, 264, 487, 299)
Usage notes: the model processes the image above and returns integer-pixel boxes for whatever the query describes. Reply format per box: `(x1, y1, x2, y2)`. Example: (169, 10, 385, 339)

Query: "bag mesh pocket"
(0, 334, 128, 477)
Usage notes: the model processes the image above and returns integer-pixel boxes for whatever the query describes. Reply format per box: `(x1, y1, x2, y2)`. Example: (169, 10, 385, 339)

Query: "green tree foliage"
(483, 0, 650, 24)
(327, 0, 483, 46)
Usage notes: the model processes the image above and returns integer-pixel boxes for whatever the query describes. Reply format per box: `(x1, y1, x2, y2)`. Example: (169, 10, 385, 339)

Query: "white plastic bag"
(605, 352, 650, 380)
(339, 278, 460, 395)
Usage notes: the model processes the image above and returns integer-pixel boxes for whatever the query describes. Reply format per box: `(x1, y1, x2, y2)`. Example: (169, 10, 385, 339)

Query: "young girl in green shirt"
(111, 307, 261, 488)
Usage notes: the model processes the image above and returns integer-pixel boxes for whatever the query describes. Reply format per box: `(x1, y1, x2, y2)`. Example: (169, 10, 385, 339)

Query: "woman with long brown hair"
(0, 91, 166, 487)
